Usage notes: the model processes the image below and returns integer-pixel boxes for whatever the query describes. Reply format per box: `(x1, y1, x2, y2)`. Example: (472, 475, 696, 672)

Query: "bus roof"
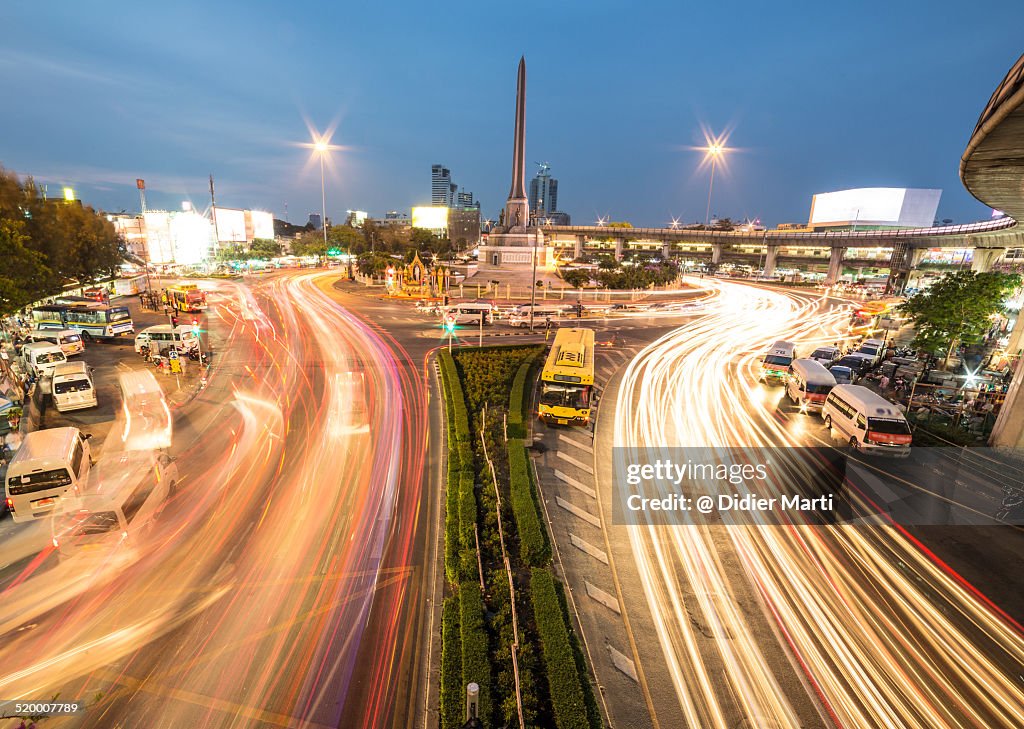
(829, 385, 905, 418)
(542, 328, 596, 386)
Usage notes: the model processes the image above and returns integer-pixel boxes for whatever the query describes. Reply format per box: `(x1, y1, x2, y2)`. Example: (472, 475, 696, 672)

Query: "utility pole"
(210, 175, 220, 258)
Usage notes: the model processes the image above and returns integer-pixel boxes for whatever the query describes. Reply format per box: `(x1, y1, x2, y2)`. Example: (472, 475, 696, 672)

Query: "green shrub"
(531, 569, 589, 729)
(444, 464, 460, 584)
(454, 346, 544, 413)
(507, 440, 550, 566)
(459, 470, 478, 582)
(440, 594, 463, 729)
(460, 581, 492, 724)
(508, 360, 532, 438)
(441, 351, 471, 442)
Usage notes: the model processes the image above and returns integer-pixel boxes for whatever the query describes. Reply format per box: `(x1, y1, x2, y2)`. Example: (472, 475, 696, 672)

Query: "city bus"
(166, 284, 208, 312)
(539, 327, 596, 426)
(31, 303, 135, 341)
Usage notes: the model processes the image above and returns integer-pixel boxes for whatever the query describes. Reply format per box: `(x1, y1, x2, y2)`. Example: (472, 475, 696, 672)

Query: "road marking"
(556, 496, 601, 527)
(558, 433, 594, 453)
(608, 645, 639, 682)
(554, 469, 597, 498)
(557, 450, 594, 474)
(585, 581, 621, 614)
(569, 533, 608, 564)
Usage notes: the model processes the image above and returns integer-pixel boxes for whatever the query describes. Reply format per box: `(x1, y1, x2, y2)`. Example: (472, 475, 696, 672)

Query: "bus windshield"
(541, 383, 591, 409)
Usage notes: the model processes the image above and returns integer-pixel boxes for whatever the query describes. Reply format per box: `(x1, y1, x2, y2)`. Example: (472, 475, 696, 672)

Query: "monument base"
(479, 232, 552, 270)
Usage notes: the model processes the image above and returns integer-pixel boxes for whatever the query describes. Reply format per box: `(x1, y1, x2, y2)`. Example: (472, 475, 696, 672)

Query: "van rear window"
(7, 468, 72, 494)
(54, 379, 92, 394)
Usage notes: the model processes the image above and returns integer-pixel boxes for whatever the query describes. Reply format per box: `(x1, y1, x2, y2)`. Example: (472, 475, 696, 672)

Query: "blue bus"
(31, 303, 135, 341)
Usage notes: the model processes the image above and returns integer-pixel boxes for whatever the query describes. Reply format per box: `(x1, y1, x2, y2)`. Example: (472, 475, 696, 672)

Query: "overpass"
(539, 216, 1024, 286)
(959, 52, 1024, 448)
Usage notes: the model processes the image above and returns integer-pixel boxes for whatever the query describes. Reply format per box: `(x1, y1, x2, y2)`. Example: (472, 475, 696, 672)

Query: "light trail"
(614, 277, 1024, 728)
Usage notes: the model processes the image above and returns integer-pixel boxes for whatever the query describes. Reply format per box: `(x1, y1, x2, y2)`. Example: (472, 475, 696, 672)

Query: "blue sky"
(1, 1, 1021, 227)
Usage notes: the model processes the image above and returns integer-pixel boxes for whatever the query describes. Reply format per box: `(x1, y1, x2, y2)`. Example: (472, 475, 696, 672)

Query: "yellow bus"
(166, 284, 208, 312)
(539, 328, 596, 426)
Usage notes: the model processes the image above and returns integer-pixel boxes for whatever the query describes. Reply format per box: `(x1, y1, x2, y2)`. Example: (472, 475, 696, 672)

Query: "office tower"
(431, 165, 452, 206)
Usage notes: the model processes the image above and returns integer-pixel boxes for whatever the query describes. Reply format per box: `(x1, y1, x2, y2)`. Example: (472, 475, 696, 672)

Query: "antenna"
(534, 162, 550, 176)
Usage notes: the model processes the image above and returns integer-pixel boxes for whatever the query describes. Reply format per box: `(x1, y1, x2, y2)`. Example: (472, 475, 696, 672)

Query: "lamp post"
(314, 140, 329, 260)
(703, 142, 726, 227)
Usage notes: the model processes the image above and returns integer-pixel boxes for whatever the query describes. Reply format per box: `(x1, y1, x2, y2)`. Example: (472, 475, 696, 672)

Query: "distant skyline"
(1, 1, 1022, 228)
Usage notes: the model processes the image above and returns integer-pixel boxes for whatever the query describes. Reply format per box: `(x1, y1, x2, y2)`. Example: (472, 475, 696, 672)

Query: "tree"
(0, 218, 50, 312)
(597, 256, 619, 271)
(560, 268, 591, 289)
(249, 238, 282, 259)
(898, 270, 1022, 368)
(327, 224, 365, 252)
(291, 230, 328, 260)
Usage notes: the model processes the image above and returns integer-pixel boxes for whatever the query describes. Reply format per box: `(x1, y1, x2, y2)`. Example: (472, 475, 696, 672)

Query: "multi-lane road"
(604, 277, 1024, 728)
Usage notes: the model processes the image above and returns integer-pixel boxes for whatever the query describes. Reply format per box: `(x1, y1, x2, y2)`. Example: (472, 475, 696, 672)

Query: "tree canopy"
(0, 165, 124, 315)
(898, 270, 1022, 367)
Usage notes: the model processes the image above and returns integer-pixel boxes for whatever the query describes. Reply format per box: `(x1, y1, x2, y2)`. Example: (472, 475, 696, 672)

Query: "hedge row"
(507, 439, 550, 567)
(507, 360, 532, 439)
(440, 351, 470, 442)
(460, 581, 492, 723)
(440, 593, 463, 729)
(531, 568, 589, 729)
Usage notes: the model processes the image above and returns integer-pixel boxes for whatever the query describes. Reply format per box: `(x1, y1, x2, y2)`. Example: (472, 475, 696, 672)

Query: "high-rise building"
(449, 182, 457, 207)
(456, 189, 476, 209)
(431, 165, 452, 206)
(308, 212, 322, 230)
(529, 162, 558, 216)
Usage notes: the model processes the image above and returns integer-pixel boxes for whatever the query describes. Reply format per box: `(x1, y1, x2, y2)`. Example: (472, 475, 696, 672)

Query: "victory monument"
(477, 57, 550, 274)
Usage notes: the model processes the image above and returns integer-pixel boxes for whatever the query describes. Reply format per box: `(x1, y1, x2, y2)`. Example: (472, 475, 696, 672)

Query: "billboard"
(214, 207, 247, 243)
(809, 188, 941, 229)
(412, 206, 448, 232)
(249, 210, 275, 240)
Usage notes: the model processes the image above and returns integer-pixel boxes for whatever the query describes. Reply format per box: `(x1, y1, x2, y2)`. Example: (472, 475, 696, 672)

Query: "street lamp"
(703, 140, 727, 227)
(314, 139, 329, 253)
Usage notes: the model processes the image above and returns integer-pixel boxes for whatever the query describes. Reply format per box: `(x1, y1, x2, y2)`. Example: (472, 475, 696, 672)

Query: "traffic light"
(170, 315, 179, 327)
(444, 314, 457, 334)
(192, 318, 200, 335)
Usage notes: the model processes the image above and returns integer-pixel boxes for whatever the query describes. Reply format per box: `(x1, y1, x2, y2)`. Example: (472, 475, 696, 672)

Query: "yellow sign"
(170, 358, 182, 374)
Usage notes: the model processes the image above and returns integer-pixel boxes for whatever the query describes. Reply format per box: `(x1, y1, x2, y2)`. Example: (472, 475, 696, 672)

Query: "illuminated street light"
(702, 137, 729, 227)
(299, 128, 343, 257)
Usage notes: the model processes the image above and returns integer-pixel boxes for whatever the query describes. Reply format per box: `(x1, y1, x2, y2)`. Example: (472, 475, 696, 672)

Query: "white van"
(821, 384, 912, 457)
(854, 338, 887, 366)
(786, 359, 837, 413)
(51, 362, 98, 413)
(759, 341, 797, 383)
(51, 452, 178, 559)
(442, 303, 494, 326)
(808, 345, 841, 366)
(20, 342, 68, 379)
(508, 305, 567, 328)
(118, 369, 172, 451)
(28, 329, 85, 357)
(134, 325, 199, 355)
(4, 427, 93, 522)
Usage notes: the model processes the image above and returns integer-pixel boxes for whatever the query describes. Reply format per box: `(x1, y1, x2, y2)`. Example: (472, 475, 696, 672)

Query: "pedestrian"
(880, 375, 890, 391)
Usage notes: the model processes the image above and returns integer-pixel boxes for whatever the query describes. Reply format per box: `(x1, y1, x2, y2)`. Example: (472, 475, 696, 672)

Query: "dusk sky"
(2, 1, 1022, 228)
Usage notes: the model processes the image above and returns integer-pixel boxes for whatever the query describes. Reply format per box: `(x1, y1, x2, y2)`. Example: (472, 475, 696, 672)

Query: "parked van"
(20, 342, 68, 379)
(786, 359, 837, 413)
(809, 345, 841, 366)
(133, 324, 199, 355)
(27, 329, 85, 357)
(854, 338, 887, 366)
(52, 362, 98, 413)
(50, 452, 178, 559)
(4, 427, 93, 522)
(821, 384, 912, 457)
(441, 303, 494, 326)
(759, 341, 797, 383)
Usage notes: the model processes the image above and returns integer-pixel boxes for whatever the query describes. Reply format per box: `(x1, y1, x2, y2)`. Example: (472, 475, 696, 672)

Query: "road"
(0, 271, 433, 729)
(604, 276, 1024, 728)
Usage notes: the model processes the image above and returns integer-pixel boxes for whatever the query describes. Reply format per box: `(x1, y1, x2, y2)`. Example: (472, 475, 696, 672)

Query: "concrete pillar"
(711, 243, 723, 265)
(825, 246, 845, 285)
(971, 248, 1003, 273)
(573, 236, 584, 260)
(990, 371, 1024, 447)
(763, 244, 779, 278)
(614, 238, 624, 262)
(909, 247, 928, 269)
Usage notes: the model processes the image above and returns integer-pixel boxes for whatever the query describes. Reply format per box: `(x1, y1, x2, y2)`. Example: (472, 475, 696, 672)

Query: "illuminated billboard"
(214, 207, 247, 242)
(249, 210, 275, 240)
(412, 206, 448, 232)
(809, 188, 941, 229)
(142, 211, 213, 264)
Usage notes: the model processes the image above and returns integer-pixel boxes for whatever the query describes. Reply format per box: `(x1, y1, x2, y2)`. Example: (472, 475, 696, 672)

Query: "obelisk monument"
(478, 57, 544, 272)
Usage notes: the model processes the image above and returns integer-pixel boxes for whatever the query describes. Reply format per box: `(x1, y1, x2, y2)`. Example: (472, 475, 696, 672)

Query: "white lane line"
(585, 581, 621, 614)
(608, 645, 639, 682)
(557, 450, 594, 474)
(558, 433, 594, 453)
(556, 496, 601, 527)
(569, 533, 608, 564)
(554, 469, 597, 499)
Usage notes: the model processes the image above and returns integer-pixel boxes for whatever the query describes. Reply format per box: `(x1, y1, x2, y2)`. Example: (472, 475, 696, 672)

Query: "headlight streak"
(614, 277, 1024, 728)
